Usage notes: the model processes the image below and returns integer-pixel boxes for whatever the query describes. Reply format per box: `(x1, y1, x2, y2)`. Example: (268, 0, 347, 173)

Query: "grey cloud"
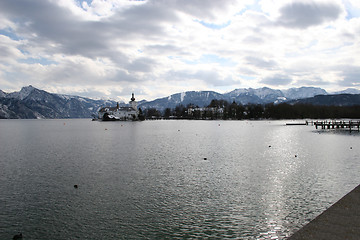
(66, 89, 110, 100)
(155, 0, 238, 21)
(0, 38, 22, 63)
(296, 78, 331, 86)
(0, 1, 108, 57)
(261, 74, 292, 86)
(145, 44, 186, 55)
(110, 69, 140, 83)
(0, 0, 178, 63)
(167, 69, 238, 87)
(109, 2, 179, 38)
(277, 2, 342, 29)
(337, 65, 360, 87)
(242, 36, 265, 45)
(126, 57, 156, 73)
(110, 88, 133, 98)
(237, 67, 257, 76)
(110, 88, 146, 100)
(245, 56, 277, 69)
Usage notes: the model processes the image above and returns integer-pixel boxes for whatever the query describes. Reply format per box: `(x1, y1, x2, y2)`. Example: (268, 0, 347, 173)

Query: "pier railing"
(313, 120, 360, 131)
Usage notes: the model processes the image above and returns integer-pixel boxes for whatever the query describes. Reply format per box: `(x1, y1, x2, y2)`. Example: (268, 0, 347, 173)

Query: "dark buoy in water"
(350, 147, 353, 149)
(13, 233, 22, 240)
(74, 184, 78, 189)
(269, 145, 271, 148)
(295, 155, 297, 157)
(203, 157, 207, 160)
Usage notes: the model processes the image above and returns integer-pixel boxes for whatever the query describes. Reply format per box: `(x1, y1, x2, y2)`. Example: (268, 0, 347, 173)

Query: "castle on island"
(98, 93, 139, 121)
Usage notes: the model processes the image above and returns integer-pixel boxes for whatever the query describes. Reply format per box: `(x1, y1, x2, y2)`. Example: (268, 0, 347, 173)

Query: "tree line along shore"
(140, 99, 360, 120)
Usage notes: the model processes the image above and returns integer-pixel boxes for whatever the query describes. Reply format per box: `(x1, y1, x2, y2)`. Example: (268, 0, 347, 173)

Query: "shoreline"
(288, 184, 360, 239)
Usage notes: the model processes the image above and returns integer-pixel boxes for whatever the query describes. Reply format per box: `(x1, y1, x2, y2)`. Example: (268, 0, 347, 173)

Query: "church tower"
(130, 93, 137, 110)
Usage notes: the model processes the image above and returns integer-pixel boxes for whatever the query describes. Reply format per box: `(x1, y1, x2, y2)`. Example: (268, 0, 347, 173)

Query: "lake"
(0, 119, 359, 239)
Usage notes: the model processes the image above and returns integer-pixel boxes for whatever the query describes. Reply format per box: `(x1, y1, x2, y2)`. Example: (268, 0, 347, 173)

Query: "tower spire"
(130, 93, 137, 111)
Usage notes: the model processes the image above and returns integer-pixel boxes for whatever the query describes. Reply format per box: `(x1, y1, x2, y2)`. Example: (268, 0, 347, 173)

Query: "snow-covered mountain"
(139, 86, 332, 111)
(224, 87, 285, 105)
(0, 86, 119, 119)
(6, 85, 38, 100)
(283, 87, 327, 99)
(332, 88, 360, 95)
(0, 90, 6, 98)
(139, 91, 225, 111)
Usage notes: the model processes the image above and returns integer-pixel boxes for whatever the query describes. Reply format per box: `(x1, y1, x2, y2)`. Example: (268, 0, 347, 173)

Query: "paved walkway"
(288, 184, 360, 240)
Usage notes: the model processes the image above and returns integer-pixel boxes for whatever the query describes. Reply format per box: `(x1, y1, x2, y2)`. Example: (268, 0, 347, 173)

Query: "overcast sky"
(0, 0, 359, 101)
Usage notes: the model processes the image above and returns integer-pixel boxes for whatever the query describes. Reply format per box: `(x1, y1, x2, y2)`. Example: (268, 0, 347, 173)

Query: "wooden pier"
(314, 120, 360, 131)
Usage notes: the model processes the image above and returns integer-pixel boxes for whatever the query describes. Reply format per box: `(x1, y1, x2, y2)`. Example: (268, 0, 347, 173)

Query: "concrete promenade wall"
(288, 184, 360, 239)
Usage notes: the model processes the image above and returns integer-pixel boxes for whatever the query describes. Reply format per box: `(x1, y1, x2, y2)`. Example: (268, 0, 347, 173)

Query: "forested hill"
(288, 94, 360, 106)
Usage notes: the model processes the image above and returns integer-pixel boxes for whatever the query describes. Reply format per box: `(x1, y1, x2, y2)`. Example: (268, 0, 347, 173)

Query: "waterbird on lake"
(13, 233, 22, 240)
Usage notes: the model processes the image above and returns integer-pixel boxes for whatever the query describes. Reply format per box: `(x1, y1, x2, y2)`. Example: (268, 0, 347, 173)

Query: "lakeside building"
(98, 93, 139, 121)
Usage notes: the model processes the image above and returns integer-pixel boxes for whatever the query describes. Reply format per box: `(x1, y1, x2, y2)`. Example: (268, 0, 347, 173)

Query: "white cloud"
(0, 35, 24, 63)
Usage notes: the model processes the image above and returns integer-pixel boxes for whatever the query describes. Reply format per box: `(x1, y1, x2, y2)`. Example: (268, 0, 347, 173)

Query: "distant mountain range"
(138, 87, 360, 111)
(0, 85, 359, 119)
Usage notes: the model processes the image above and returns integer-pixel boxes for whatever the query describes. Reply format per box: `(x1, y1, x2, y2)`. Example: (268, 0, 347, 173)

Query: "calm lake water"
(0, 119, 359, 239)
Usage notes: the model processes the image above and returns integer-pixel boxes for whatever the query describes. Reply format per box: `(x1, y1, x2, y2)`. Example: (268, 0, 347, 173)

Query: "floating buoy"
(269, 145, 271, 148)
(350, 147, 353, 149)
(203, 157, 208, 160)
(13, 233, 22, 240)
(105, 128, 108, 130)
(74, 185, 78, 189)
(295, 155, 297, 158)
